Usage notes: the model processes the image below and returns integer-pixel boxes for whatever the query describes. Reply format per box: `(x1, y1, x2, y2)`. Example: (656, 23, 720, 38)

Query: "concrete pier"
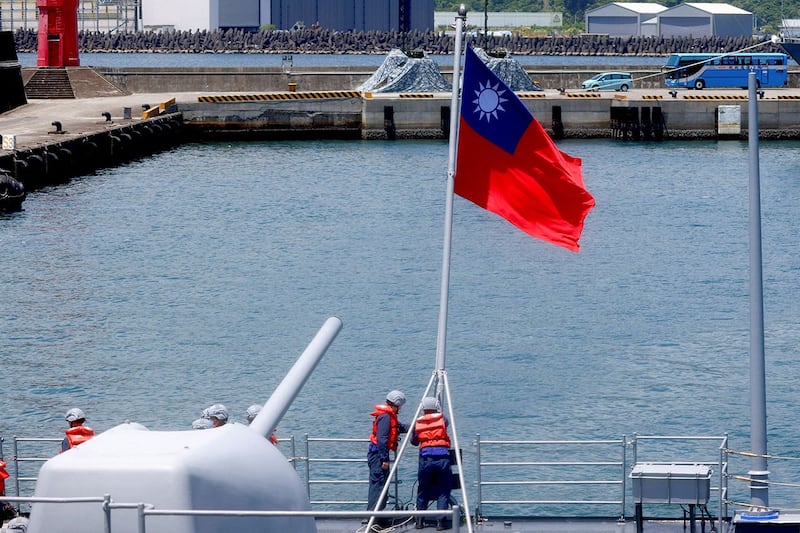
(4, 83, 800, 192)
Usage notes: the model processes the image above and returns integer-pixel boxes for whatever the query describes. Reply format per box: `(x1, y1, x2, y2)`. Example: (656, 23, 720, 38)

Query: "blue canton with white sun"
(460, 46, 533, 155)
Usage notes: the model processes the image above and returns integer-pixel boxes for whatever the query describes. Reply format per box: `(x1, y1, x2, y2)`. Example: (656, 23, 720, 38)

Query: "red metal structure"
(37, 0, 80, 67)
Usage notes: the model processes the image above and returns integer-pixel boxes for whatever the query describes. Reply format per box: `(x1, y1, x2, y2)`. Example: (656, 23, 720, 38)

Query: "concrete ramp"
(23, 66, 129, 99)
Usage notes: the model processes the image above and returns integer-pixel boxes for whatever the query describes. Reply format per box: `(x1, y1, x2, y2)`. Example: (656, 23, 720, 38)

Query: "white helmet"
(386, 390, 406, 407)
(203, 404, 229, 421)
(246, 404, 262, 422)
(421, 396, 441, 412)
(64, 408, 86, 422)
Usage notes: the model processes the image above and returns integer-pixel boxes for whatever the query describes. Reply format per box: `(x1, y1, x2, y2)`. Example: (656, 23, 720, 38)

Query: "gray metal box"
(630, 463, 711, 504)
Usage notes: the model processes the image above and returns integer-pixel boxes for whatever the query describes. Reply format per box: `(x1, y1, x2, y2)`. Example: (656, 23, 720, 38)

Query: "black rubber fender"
(27, 153, 44, 168)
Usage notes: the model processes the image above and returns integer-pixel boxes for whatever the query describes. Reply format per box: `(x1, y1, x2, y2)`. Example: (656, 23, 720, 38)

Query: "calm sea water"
(1, 138, 799, 506)
(15, 51, 671, 68)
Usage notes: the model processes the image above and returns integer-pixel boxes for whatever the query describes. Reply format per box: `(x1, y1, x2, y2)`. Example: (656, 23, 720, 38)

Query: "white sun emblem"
(472, 80, 507, 122)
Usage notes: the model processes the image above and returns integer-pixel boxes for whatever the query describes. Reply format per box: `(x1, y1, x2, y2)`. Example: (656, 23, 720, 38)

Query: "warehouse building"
(656, 3, 752, 37)
(433, 11, 563, 30)
(141, 0, 434, 32)
(584, 3, 666, 37)
(584, 2, 752, 38)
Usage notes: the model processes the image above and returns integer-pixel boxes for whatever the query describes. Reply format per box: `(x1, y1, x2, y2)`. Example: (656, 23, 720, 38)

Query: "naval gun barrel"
(250, 316, 342, 439)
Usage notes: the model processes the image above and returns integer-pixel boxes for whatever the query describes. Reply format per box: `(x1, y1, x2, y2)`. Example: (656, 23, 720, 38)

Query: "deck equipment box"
(630, 463, 711, 504)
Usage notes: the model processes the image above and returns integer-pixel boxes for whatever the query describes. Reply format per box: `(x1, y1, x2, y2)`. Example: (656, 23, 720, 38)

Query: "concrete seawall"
(64, 66, 800, 94)
(179, 89, 800, 140)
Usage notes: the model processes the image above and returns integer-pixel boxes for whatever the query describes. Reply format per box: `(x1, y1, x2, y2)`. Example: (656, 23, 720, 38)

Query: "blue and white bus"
(663, 52, 788, 90)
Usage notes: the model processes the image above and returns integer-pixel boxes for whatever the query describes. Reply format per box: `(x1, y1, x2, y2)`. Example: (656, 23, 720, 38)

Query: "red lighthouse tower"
(37, 0, 80, 67)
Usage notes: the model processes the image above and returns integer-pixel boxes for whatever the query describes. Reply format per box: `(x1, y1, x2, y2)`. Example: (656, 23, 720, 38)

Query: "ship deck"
(314, 516, 728, 533)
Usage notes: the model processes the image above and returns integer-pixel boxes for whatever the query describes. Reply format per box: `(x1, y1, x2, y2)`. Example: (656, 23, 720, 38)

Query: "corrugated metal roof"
(684, 2, 751, 14)
(610, 3, 668, 14)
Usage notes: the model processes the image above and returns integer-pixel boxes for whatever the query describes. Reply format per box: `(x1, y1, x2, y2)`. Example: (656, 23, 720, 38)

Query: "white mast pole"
(435, 4, 468, 374)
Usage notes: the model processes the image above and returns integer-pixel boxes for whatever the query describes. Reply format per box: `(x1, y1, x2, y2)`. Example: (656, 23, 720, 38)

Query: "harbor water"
(1, 137, 799, 510)
(15, 52, 671, 68)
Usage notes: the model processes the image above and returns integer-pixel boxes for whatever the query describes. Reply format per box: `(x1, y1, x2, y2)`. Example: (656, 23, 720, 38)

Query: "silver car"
(581, 72, 634, 92)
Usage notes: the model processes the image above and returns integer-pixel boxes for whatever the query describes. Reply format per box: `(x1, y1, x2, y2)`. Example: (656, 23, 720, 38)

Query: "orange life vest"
(0, 460, 9, 495)
(65, 425, 95, 448)
(369, 404, 399, 451)
(269, 432, 278, 445)
(415, 413, 451, 449)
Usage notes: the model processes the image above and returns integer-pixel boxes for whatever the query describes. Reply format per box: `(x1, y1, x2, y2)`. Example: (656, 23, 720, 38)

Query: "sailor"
(0, 460, 8, 496)
(245, 404, 278, 444)
(1, 459, 17, 522)
(367, 389, 408, 514)
(411, 397, 453, 530)
(3, 516, 29, 532)
(61, 408, 95, 452)
(202, 404, 228, 427)
(245, 404, 261, 424)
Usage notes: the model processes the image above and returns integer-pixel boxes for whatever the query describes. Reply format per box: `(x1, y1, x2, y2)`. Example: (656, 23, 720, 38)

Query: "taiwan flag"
(455, 46, 595, 252)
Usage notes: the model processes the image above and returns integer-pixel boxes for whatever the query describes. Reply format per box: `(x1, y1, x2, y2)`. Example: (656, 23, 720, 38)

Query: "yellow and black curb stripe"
(642, 95, 663, 100)
(565, 93, 602, 98)
(142, 97, 176, 119)
(398, 93, 435, 99)
(682, 95, 747, 100)
(776, 95, 800, 100)
(518, 93, 546, 98)
(198, 91, 362, 103)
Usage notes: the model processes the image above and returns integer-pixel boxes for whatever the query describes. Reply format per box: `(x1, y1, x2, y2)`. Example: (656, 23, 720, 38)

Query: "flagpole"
(435, 4, 467, 374)
(747, 70, 769, 509)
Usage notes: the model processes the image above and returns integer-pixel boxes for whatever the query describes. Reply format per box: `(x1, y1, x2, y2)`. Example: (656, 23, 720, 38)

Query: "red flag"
(455, 46, 595, 252)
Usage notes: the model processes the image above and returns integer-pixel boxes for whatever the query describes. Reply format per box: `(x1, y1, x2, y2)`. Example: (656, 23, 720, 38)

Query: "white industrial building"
(584, 2, 752, 38)
(434, 11, 563, 30)
(141, 0, 267, 32)
(140, 0, 434, 32)
(656, 3, 752, 37)
(585, 3, 666, 37)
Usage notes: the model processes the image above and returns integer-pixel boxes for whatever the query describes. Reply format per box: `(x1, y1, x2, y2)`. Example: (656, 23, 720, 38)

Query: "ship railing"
(723, 447, 800, 515)
(0, 431, 741, 526)
(0, 433, 398, 512)
(630, 433, 729, 533)
(473, 434, 629, 521)
(0, 494, 462, 533)
(300, 435, 408, 509)
(0, 435, 61, 509)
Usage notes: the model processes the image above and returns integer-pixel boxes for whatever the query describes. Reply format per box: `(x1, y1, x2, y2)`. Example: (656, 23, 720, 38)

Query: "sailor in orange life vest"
(367, 390, 409, 513)
(0, 459, 17, 521)
(411, 396, 453, 530)
(246, 404, 278, 445)
(61, 408, 95, 452)
(0, 460, 9, 495)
